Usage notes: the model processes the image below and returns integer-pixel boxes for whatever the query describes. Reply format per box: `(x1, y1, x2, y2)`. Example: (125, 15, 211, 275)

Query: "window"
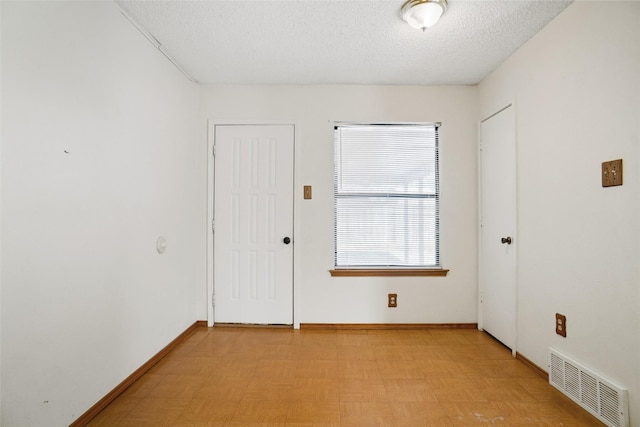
(332, 123, 443, 274)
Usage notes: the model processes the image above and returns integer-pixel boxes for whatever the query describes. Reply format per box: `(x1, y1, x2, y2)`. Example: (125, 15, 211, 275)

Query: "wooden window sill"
(329, 269, 449, 277)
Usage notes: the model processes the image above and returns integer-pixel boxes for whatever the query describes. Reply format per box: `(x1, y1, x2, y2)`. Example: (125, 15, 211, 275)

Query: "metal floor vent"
(549, 347, 629, 427)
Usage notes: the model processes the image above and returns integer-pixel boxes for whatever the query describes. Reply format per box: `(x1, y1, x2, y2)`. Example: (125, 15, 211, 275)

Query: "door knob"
(501, 236, 512, 245)
(283, 237, 291, 245)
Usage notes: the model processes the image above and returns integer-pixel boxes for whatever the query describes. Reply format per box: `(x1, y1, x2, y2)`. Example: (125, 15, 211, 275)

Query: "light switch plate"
(602, 159, 623, 187)
(304, 185, 312, 199)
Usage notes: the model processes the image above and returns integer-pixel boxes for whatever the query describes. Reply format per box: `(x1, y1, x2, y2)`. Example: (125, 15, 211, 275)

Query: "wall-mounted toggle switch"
(304, 185, 312, 199)
(602, 159, 623, 187)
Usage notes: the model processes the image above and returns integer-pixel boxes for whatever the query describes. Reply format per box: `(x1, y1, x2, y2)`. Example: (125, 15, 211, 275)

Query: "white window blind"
(334, 123, 440, 268)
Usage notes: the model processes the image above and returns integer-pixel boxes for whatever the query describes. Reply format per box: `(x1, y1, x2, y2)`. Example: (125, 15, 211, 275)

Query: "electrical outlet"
(388, 293, 397, 308)
(602, 159, 623, 187)
(556, 313, 567, 337)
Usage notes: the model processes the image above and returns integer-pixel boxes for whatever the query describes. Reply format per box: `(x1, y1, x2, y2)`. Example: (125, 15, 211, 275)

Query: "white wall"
(1, 2, 200, 425)
(199, 85, 478, 324)
(479, 1, 640, 422)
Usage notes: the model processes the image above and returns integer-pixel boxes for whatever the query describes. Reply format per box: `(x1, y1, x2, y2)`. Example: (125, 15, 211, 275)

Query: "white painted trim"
(206, 120, 299, 329)
(476, 119, 483, 334)
(292, 123, 301, 330)
(512, 98, 519, 359)
(0, 0, 3, 407)
(116, 4, 197, 83)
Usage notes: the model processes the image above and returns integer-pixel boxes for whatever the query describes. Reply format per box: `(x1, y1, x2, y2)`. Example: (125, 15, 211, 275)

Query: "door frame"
(478, 101, 518, 356)
(207, 120, 300, 328)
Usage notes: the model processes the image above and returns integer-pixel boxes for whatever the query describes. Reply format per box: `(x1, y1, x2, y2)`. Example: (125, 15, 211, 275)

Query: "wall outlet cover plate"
(388, 293, 397, 308)
(556, 313, 567, 337)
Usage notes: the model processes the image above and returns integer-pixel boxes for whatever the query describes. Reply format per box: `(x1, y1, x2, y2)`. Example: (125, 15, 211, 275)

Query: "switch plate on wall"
(304, 185, 312, 199)
(602, 159, 623, 187)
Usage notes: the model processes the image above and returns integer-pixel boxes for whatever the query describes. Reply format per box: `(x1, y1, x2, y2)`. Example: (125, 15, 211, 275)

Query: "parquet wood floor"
(87, 326, 604, 426)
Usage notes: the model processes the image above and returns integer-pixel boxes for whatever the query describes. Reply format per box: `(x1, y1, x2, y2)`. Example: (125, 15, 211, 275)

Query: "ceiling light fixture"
(401, 0, 448, 31)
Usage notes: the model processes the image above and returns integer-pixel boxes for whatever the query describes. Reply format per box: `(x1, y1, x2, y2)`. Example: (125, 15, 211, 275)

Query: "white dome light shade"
(401, 0, 448, 31)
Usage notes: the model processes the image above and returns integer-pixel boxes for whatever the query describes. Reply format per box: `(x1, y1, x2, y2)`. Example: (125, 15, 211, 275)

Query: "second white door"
(480, 105, 517, 351)
(214, 124, 294, 325)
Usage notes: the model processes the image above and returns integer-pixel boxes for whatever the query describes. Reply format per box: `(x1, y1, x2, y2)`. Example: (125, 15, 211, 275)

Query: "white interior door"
(213, 124, 294, 325)
(480, 105, 517, 351)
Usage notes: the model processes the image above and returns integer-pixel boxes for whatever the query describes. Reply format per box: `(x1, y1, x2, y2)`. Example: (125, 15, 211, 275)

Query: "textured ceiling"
(115, 0, 572, 85)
